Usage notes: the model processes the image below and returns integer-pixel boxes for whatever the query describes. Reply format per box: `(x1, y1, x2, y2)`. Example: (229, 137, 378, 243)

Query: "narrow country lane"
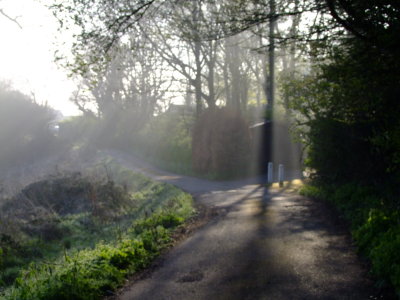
(103, 149, 377, 300)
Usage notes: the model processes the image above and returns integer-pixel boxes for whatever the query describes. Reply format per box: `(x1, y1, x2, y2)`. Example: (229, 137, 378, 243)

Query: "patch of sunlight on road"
(268, 179, 304, 193)
(155, 175, 182, 180)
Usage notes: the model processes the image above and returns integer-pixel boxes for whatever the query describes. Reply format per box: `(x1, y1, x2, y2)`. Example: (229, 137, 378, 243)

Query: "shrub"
(369, 226, 400, 290)
(134, 112, 194, 174)
(0, 83, 57, 170)
(301, 183, 400, 296)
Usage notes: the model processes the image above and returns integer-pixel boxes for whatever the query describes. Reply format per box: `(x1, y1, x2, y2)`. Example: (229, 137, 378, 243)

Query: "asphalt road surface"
(104, 149, 378, 300)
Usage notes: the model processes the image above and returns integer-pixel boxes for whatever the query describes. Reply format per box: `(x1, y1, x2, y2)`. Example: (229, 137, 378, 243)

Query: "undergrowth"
(300, 183, 400, 298)
(0, 161, 194, 299)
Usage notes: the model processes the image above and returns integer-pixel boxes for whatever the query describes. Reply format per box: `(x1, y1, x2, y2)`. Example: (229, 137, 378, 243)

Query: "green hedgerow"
(301, 183, 400, 296)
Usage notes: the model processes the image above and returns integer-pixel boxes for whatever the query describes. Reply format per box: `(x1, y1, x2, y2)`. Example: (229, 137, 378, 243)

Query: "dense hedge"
(284, 13, 400, 296)
(301, 184, 400, 297)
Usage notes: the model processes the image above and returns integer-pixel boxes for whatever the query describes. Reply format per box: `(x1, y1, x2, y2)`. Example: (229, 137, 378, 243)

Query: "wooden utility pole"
(267, 0, 276, 112)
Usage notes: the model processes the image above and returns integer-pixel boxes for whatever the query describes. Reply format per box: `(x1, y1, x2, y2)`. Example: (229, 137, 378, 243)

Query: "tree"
(323, 0, 400, 49)
(283, 0, 400, 185)
(0, 83, 56, 169)
(50, 0, 156, 74)
(48, 0, 400, 182)
(142, 1, 222, 115)
(71, 28, 170, 124)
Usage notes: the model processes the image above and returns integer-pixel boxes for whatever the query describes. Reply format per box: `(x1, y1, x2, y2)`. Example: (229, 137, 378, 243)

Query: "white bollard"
(278, 164, 284, 187)
(267, 162, 273, 184)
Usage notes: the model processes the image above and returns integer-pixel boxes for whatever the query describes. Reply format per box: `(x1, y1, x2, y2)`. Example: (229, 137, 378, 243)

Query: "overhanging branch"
(0, 8, 22, 29)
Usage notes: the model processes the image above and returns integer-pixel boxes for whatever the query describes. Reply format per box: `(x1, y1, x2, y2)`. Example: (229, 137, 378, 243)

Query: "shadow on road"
(107, 149, 379, 300)
(204, 186, 378, 300)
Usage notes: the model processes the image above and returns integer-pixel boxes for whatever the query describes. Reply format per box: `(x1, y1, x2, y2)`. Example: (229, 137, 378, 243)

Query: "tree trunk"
(206, 41, 217, 110)
(194, 39, 203, 118)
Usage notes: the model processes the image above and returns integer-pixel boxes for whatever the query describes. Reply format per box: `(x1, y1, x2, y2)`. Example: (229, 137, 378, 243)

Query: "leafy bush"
(132, 213, 184, 234)
(306, 118, 378, 184)
(58, 115, 97, 145)
(0, 83, 57, 170)
(284, 34, 400, 192)
(88, 109, 194, 175)
(370, 227, 400, 291)
(301, 183, 400, 296)
(133, 111, 194, 174)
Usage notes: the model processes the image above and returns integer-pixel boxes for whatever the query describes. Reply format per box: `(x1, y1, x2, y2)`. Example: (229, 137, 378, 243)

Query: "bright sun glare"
(0, 0, 79, 116)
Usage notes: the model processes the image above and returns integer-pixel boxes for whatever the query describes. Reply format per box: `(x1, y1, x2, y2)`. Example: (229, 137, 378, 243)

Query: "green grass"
(0, 161, 195, 299)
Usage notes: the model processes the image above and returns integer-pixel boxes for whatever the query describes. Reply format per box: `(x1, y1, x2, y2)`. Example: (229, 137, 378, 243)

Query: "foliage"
(0, 83, 57, 170)
(300, 183, 400, 296)
(0, 163, 194, 298)
(68, 34, 169, 121)
(48, 0, 326, 122)
(57, 108, 193, 177)
(321, 0, 400, 51)
(82, 109, 195, 176)
(58, 115, 97, 144)
(285, 36, 400, 186)
(133, 111, 194, 174)
(288, 1, 400, 296)
(2, 220, 173, 300)
(49, 0, 156, 75)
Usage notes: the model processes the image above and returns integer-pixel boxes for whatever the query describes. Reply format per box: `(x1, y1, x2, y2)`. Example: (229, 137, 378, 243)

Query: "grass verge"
(0, 161, 195, 299)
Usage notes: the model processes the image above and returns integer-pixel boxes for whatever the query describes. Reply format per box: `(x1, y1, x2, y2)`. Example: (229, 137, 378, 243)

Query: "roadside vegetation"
(1, 0, 399, 298)
(286, 7, 400, 296)
(0, 162, 195, 299)
(59, 107, 256, 180)
(0, 83, 57, 170)
(301, 184, 400, 297)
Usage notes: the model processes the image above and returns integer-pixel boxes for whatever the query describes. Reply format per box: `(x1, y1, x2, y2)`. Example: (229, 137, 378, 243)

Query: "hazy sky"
(0, 0, 79, 116)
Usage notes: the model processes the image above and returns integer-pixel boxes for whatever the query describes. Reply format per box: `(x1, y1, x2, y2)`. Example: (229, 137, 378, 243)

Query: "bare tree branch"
(0, 8, 22, 29)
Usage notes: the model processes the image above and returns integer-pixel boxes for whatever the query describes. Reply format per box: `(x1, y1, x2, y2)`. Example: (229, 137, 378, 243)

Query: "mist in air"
(1, 0, 361, 297)
(0, 1, 305, 191)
